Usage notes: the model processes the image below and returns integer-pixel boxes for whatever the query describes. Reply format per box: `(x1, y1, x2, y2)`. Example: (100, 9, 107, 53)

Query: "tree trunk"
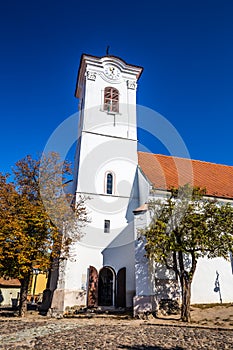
(181, 275, 191, 322)
(177, 249, 192, 322)
(19, 271, 31, 317)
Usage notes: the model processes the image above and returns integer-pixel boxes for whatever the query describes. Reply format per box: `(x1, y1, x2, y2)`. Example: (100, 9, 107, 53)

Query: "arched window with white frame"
(104, 87, 119, 113)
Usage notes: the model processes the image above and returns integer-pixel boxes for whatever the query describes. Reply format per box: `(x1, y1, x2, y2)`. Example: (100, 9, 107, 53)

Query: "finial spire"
(106, 45, 110, 56)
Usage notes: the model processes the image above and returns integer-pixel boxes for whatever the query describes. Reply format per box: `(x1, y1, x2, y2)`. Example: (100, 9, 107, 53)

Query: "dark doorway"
(116, 267, 126, 307)
(98, 267, 114, 306)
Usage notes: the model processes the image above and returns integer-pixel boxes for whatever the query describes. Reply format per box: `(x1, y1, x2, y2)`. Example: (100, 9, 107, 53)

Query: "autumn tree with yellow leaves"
(0, 153, 87, 316)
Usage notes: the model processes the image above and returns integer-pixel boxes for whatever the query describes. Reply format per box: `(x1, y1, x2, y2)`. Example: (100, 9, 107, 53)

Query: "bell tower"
(73, 54, 143, 199)
(52, 54, 143, 312)
(75, 54, 143, 138)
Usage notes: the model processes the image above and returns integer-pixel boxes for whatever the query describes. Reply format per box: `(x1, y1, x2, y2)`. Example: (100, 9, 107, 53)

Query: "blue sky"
(1, 0, 233, 174)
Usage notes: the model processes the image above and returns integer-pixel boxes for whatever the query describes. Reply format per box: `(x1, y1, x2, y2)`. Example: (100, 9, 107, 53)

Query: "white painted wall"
(134, 211, 152, 296)
(191, 256, 233, 304)
(0, 287, 20, 306)
(137, 166, 150, 206)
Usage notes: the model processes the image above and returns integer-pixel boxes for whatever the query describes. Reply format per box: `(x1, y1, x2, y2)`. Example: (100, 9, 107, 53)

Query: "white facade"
(0, 286, 20, 306)
(51, 54, 233, 314)
(51, 54, 143, 311)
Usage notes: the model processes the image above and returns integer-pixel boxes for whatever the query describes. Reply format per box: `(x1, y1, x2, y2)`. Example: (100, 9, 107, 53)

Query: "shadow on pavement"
(119, 346, 184, 350)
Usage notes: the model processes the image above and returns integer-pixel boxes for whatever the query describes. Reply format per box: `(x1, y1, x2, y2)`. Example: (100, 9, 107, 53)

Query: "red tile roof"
(0, 278, 21, 287)
(138, 152, 233, 199)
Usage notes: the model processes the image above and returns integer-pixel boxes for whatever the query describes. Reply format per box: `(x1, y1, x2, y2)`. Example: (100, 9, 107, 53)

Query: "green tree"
(141, 184, 233, 322)
(0, 153, 87, 316)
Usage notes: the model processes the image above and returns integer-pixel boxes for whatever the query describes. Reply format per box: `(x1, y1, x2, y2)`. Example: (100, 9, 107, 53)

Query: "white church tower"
(51, 54, 143, 312)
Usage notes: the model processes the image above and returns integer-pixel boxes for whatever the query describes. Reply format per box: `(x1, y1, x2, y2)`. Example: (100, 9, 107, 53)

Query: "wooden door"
(87, 266, 98, 307)
(98, 267, 114, 306)
(116, 267, 126, 308)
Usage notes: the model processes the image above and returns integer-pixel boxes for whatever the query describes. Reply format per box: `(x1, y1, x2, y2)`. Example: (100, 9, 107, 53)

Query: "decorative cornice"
(76, 54, 143, 97)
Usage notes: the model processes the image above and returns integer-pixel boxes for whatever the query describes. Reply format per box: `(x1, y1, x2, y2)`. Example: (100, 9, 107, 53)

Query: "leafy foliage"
(141, 184, 233, 322)
(0, 153, 87, 315)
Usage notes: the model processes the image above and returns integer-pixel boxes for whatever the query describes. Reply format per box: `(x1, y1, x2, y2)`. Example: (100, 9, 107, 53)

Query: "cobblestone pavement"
(0, 316, 232, 350)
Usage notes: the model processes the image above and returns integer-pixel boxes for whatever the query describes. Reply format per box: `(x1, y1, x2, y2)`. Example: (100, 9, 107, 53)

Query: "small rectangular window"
(104, 220, 110, 233)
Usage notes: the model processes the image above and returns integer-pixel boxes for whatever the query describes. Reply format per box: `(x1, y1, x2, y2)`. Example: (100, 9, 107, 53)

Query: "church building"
(51, 54, 233, 314)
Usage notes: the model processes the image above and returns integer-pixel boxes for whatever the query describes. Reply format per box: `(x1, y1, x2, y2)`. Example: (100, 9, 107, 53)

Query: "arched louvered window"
(104, 87, 119, 113)
(106, 173, 113, 194)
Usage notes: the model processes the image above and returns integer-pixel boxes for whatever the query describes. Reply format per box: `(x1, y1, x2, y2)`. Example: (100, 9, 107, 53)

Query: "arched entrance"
(98, 267, 115, 306)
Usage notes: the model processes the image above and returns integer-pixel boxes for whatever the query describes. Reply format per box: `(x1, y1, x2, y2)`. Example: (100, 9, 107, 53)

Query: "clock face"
(104, 65, 120, 80)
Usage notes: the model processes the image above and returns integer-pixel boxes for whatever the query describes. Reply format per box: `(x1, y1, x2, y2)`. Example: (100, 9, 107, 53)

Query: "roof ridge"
(137, 151, 233, 168)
